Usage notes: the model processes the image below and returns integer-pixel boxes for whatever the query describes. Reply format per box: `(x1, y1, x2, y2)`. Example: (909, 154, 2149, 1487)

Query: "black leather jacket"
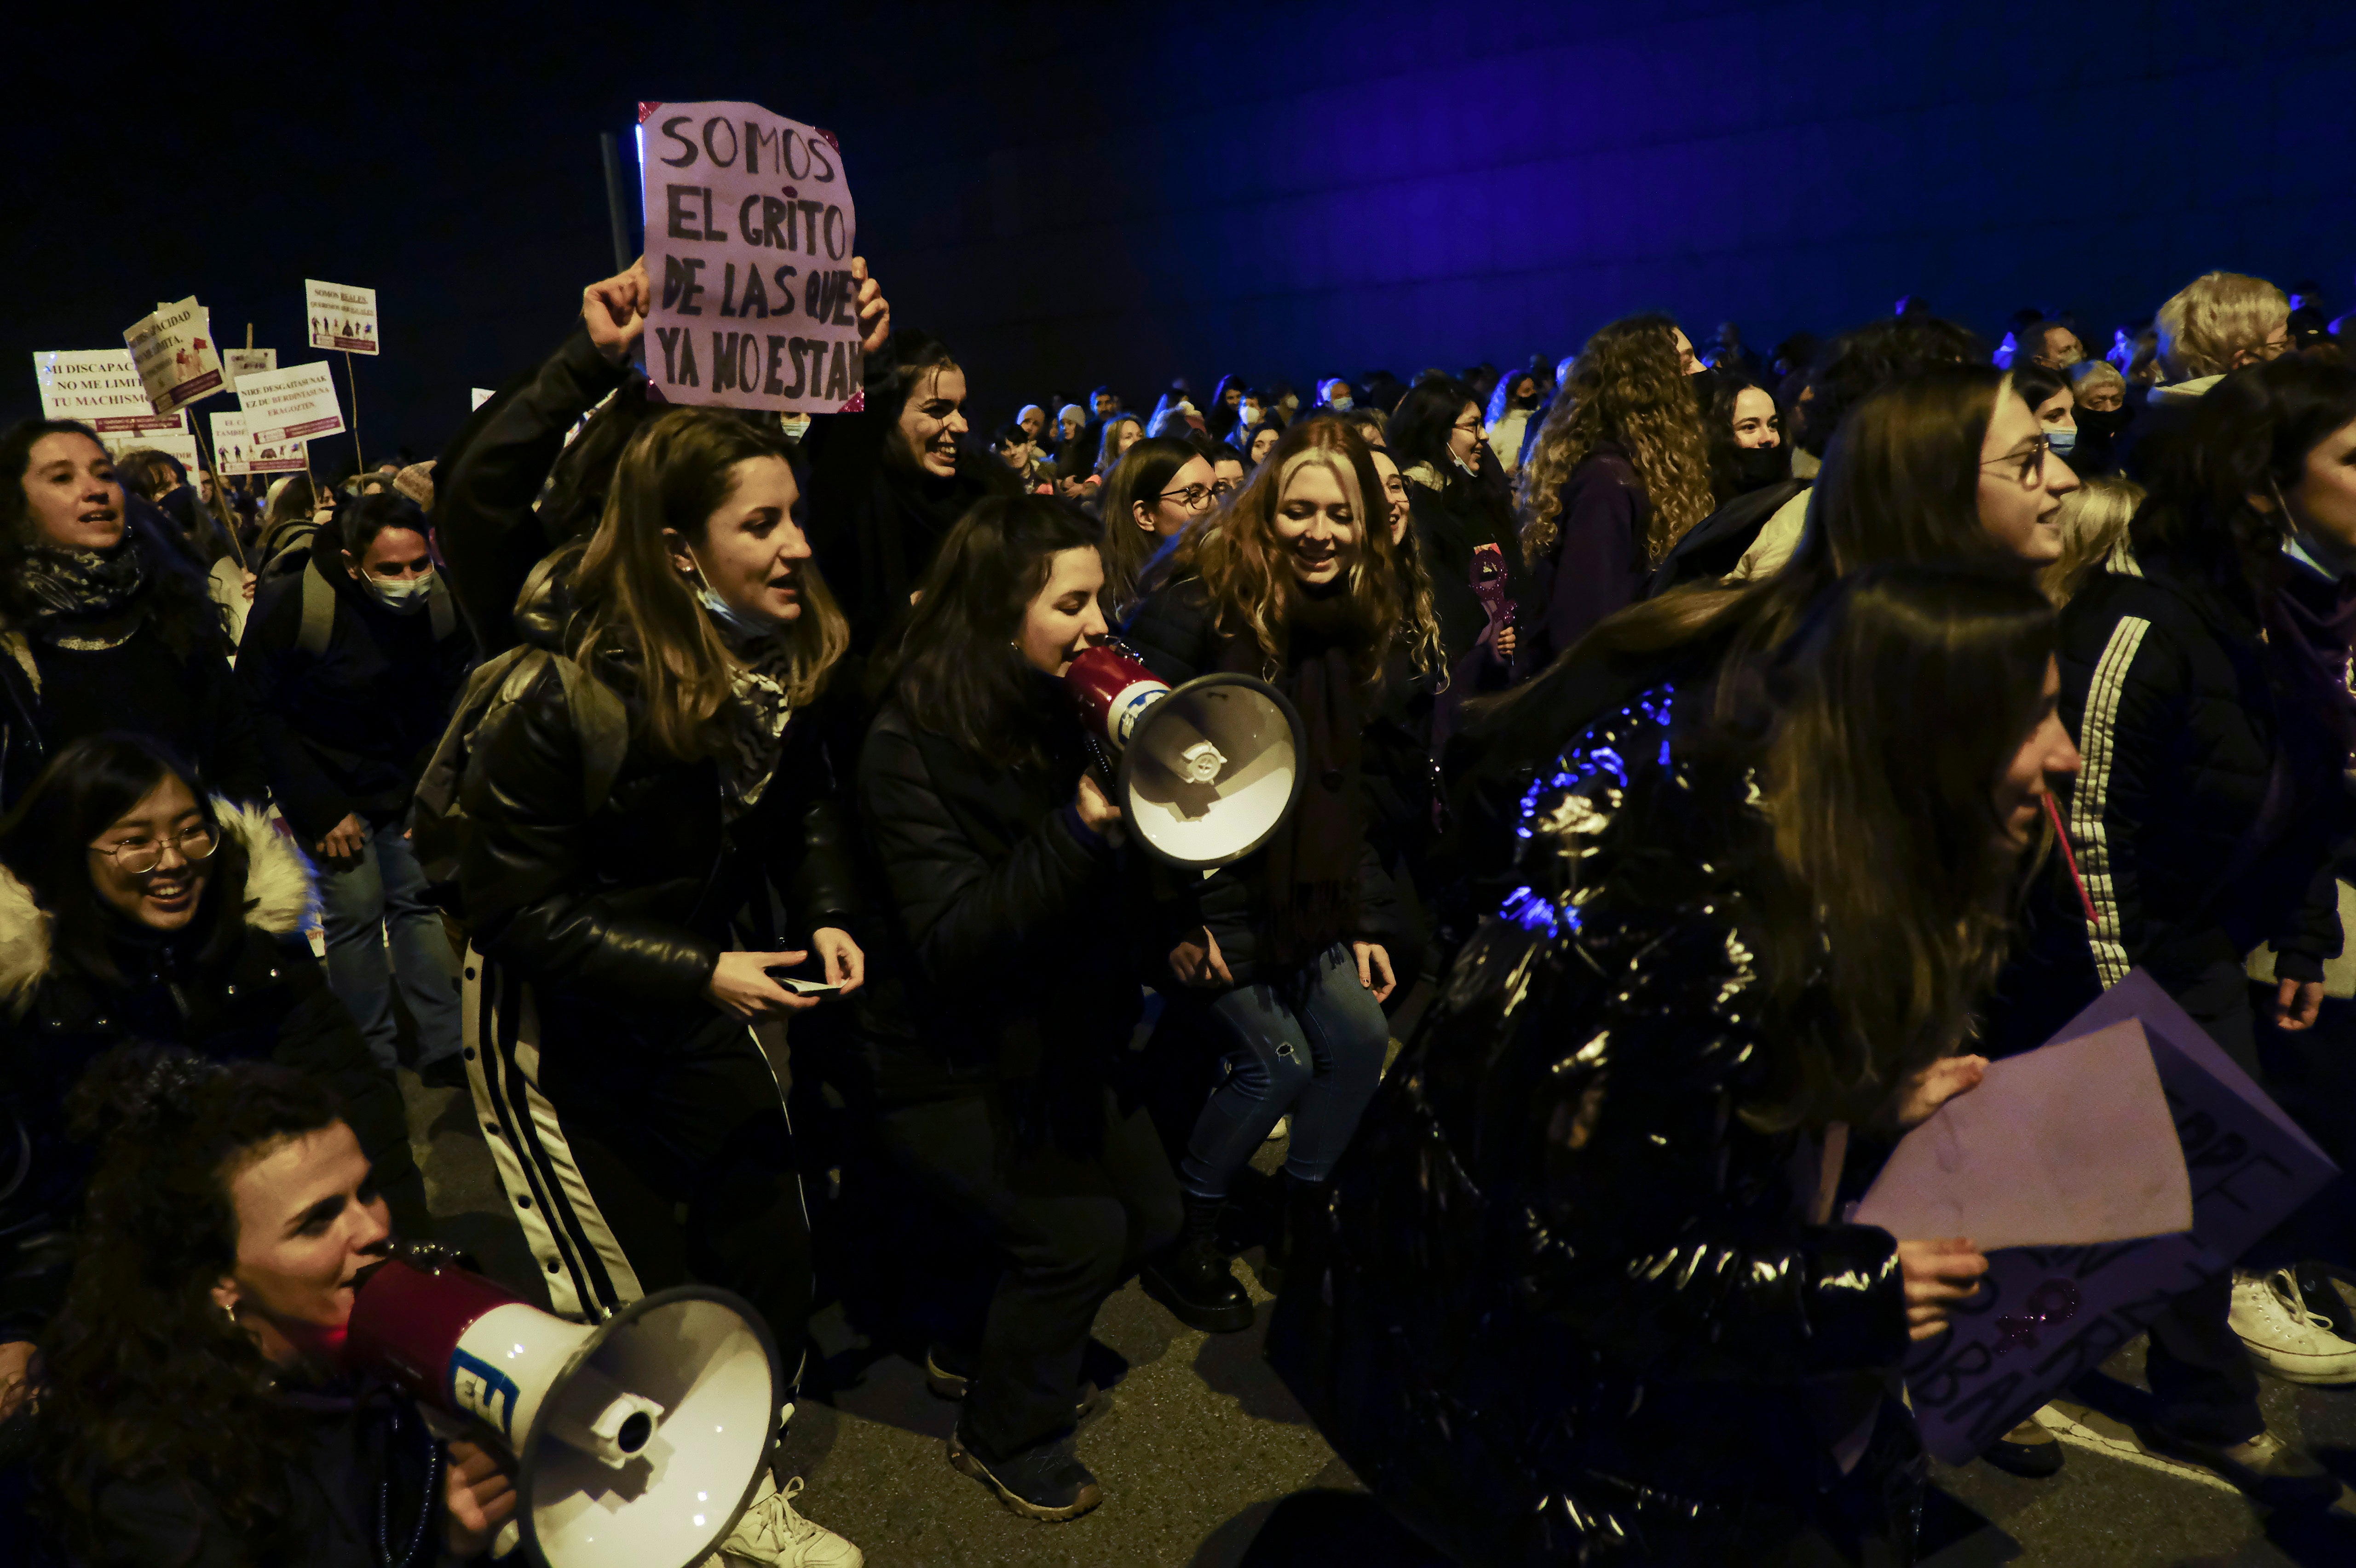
(1268, 685, 1916, 1564)
(455, 555, 860, 1054)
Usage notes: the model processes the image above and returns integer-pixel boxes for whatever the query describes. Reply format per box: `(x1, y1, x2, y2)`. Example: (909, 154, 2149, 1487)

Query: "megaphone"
(340, 1246, 782, 1568)
(1066, 643, 1306, 868)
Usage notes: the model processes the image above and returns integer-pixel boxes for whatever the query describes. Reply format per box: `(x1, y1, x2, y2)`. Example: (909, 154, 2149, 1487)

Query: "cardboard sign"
(637, 99, 863, 413)
(32, 349, 186, 433)
(111, 429, 202, 469)
(122, 298, 225, 416)
(237, 361, 347, 445)
(210, 411, 306, 476)
(225, 348, 278, 391)
(1886, 971, 2337, 1465)
(305, 279, 379, 355)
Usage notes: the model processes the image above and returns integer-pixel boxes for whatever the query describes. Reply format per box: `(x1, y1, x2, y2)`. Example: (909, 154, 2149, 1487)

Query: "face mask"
(366, 569, 435, 614)
(683, 551, 777, 642)
(1240, 405, 1262, 427)
(1733, 443, 1792, 492)
(2076, 405, 2132, 441)
(2044, 425, 2079, 457)
(1328, 395, 1353, 412)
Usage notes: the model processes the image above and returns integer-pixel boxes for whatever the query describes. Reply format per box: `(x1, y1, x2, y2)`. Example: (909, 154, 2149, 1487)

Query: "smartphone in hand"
(765, 966, 842, 996)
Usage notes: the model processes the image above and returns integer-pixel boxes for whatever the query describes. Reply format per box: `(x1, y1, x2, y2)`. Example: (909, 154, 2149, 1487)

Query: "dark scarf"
(2267, 552, 2356, 758)
(18, 532, 148, 621)
(1227, 588, 1371, 963)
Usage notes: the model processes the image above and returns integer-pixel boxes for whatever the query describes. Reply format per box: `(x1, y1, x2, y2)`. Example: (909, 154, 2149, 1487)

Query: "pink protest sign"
(1880, 971, 2336, 1465)
(637, 100, 863, 414)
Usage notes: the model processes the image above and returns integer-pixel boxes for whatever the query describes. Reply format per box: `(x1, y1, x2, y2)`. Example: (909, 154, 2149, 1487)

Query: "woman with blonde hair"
(454, 405, 865, 1562)
(1123, 418, 1408, 1333)
(1516, 313, 1715, 660)
(2038, 474, 2144, 604)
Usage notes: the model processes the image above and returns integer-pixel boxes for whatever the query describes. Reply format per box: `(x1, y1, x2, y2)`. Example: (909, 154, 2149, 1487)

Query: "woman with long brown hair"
(453, 406, 864, 1562)
(1123, 418, 1408, 1334)
(1275, 564, 2083, 1564)
(1515, 313, 1714, 659)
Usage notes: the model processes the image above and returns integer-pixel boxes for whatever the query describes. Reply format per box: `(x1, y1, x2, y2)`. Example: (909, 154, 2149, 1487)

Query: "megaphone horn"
(341, 1244, 783, 1568)
(1065, 643, 1307, 870)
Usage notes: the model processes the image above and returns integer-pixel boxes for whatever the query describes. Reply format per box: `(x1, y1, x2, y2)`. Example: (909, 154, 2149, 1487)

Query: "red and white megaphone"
(340, 1246, 782, 1568)
(1066, 643, 1306, 868)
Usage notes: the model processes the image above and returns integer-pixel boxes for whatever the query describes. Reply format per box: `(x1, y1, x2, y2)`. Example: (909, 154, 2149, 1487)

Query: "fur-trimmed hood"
(0, 799, 317, 1012)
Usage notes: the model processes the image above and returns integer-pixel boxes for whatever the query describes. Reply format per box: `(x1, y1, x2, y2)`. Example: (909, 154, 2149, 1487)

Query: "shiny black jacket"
(1269, 687, 1914, 1564)
(454, 557, 860, 1054)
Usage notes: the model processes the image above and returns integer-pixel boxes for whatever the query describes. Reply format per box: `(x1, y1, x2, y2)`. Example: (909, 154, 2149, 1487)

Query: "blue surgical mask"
(2045, 425, 2079, 457)
(366, 569, 435, 614)
(684, 553, 778, 643)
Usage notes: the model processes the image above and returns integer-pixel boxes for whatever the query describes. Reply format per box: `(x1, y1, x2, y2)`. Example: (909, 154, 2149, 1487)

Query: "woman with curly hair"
(29, 1048, 513, 1566)
(1123, 418, 1408, 1333)
(1515, 314, 1714, 661)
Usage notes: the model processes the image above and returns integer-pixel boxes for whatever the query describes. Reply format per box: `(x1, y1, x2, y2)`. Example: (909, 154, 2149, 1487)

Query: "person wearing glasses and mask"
(1096, 436, 1218, 620)
(234, 493, 475, 1087)
(0, 736, 421, 1443)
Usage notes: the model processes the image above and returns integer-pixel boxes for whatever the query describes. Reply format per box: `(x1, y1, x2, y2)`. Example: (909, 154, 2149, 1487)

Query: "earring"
(220, 1298, 239, 1326)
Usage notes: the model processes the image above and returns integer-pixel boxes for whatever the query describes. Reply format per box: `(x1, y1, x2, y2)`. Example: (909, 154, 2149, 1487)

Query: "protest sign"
(237, 361, 347, 445)
(637, 99, 864, 413)
(122, 298, 225, 416)
(305, 279, 379, 354)
(225, 348, 278, 390)
(211, 411, 306, 476)
(114, 429, 202, 469)
(1884, 971, 2337, 1465)
(32, 349, 186, 434)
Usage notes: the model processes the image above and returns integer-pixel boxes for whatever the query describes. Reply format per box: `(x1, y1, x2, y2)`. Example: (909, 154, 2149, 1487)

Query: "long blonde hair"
(2039, 475, 2144, 604)
(571, 408, 848, 761)
(1173, 418, 1403, 686)
(1517, 314, 1714, 566)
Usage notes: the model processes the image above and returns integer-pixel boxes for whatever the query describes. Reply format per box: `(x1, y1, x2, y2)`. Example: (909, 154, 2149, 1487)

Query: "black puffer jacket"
(235, 545, 475, 845)
(1269, 687, 1914, 1565)
(0, 807, 414, 1346)
(1988, 548, 2354, 1054)
(1123, 576, 1404, 976)
(853, 691, 1141, 1115)
(455, 556, 860, 1055)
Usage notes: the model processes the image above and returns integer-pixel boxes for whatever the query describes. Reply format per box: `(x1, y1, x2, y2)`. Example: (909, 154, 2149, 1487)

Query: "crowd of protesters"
(0, 253, 2351, 1567)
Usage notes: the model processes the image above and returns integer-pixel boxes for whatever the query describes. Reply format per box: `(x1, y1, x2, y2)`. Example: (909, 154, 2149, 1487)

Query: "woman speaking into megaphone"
(855, 495, 1182, 1523)
(1122, 418, 1408, 1331)
(27, 1048, 516, 1565)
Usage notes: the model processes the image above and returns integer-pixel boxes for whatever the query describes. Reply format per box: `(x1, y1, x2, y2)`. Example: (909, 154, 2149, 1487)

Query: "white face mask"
(366, 569, 435, 614)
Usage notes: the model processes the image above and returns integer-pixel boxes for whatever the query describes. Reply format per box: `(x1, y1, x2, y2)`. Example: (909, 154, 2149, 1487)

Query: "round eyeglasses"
(89, 824, 220, 876)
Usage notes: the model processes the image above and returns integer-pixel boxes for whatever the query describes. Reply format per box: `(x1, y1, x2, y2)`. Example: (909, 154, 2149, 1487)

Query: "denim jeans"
(1178, 942, 1390, 1199)
(319, 817, 462, 1071)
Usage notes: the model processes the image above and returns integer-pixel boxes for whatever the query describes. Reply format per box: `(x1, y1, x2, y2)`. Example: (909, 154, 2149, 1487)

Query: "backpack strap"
(298, 553, 338, 657)
(550, 655, 629, 815)
(427, 578, 458, 642)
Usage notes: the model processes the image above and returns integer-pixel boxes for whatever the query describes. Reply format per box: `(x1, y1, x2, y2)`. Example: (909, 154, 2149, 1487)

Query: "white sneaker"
(718, 1474, 864, 1568)
(2230, 1268, 2356, 1385)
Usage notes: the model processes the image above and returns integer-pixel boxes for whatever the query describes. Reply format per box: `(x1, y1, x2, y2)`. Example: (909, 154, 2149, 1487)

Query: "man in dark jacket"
(236, 492, 474, 1080)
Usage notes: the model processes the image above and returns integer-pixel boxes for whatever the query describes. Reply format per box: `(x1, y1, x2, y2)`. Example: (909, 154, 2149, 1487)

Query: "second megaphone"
(339, 1244, 782, 1568)
(1065, 643, 1306, 868)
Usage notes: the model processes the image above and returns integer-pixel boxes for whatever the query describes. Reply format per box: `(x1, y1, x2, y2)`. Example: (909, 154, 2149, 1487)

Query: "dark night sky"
(9, 2, 2350, 474)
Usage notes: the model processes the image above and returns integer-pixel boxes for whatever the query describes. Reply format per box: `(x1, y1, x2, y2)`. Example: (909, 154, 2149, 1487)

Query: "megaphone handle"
(1082, 731, 1118, 788)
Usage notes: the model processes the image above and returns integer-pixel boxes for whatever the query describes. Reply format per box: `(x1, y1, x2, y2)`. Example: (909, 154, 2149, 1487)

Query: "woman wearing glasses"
(1095, 436, 1217, 619)
(1386, 375, 1532, 673)
(0, 735, 415, 1436)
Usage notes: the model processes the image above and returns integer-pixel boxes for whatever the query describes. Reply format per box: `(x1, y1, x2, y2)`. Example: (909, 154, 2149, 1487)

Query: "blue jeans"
(1178, 943, 1390, 1199)
(319, 818, 462, 1071)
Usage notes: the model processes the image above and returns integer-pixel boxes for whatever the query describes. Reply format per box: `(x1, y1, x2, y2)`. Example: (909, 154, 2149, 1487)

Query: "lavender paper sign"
(1894, 971, 2336, 1464)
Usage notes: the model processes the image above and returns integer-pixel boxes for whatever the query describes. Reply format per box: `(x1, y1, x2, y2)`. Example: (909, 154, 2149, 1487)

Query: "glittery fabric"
(1267, 683, 1919, 1565)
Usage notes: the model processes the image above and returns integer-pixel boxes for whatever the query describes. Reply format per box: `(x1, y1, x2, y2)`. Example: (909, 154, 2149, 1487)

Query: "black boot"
(1259, 1174, 1328, 1295)
(1141, 1194, 1256, 1333)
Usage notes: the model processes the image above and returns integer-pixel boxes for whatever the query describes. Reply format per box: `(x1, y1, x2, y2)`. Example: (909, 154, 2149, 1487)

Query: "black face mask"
(1732, 442, 1792, 492)
(2075, 404, 2133, 443)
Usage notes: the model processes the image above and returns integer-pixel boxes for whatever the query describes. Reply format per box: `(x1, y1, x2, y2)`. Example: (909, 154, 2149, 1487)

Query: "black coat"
(1648, 477, 1808, 598)
(1123, 577, 1404, 976)
(68, 1377, 457, 1568)
(1400, 462, 1532, 669)
(0, 807, 413, 1346)
(1987, 549, 2354, 1056)
(1270, 689, 1914, 1564)
(235, 546, 475, 844)
(0, 510, 265, 811)
(455, 559, 860, 1059)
